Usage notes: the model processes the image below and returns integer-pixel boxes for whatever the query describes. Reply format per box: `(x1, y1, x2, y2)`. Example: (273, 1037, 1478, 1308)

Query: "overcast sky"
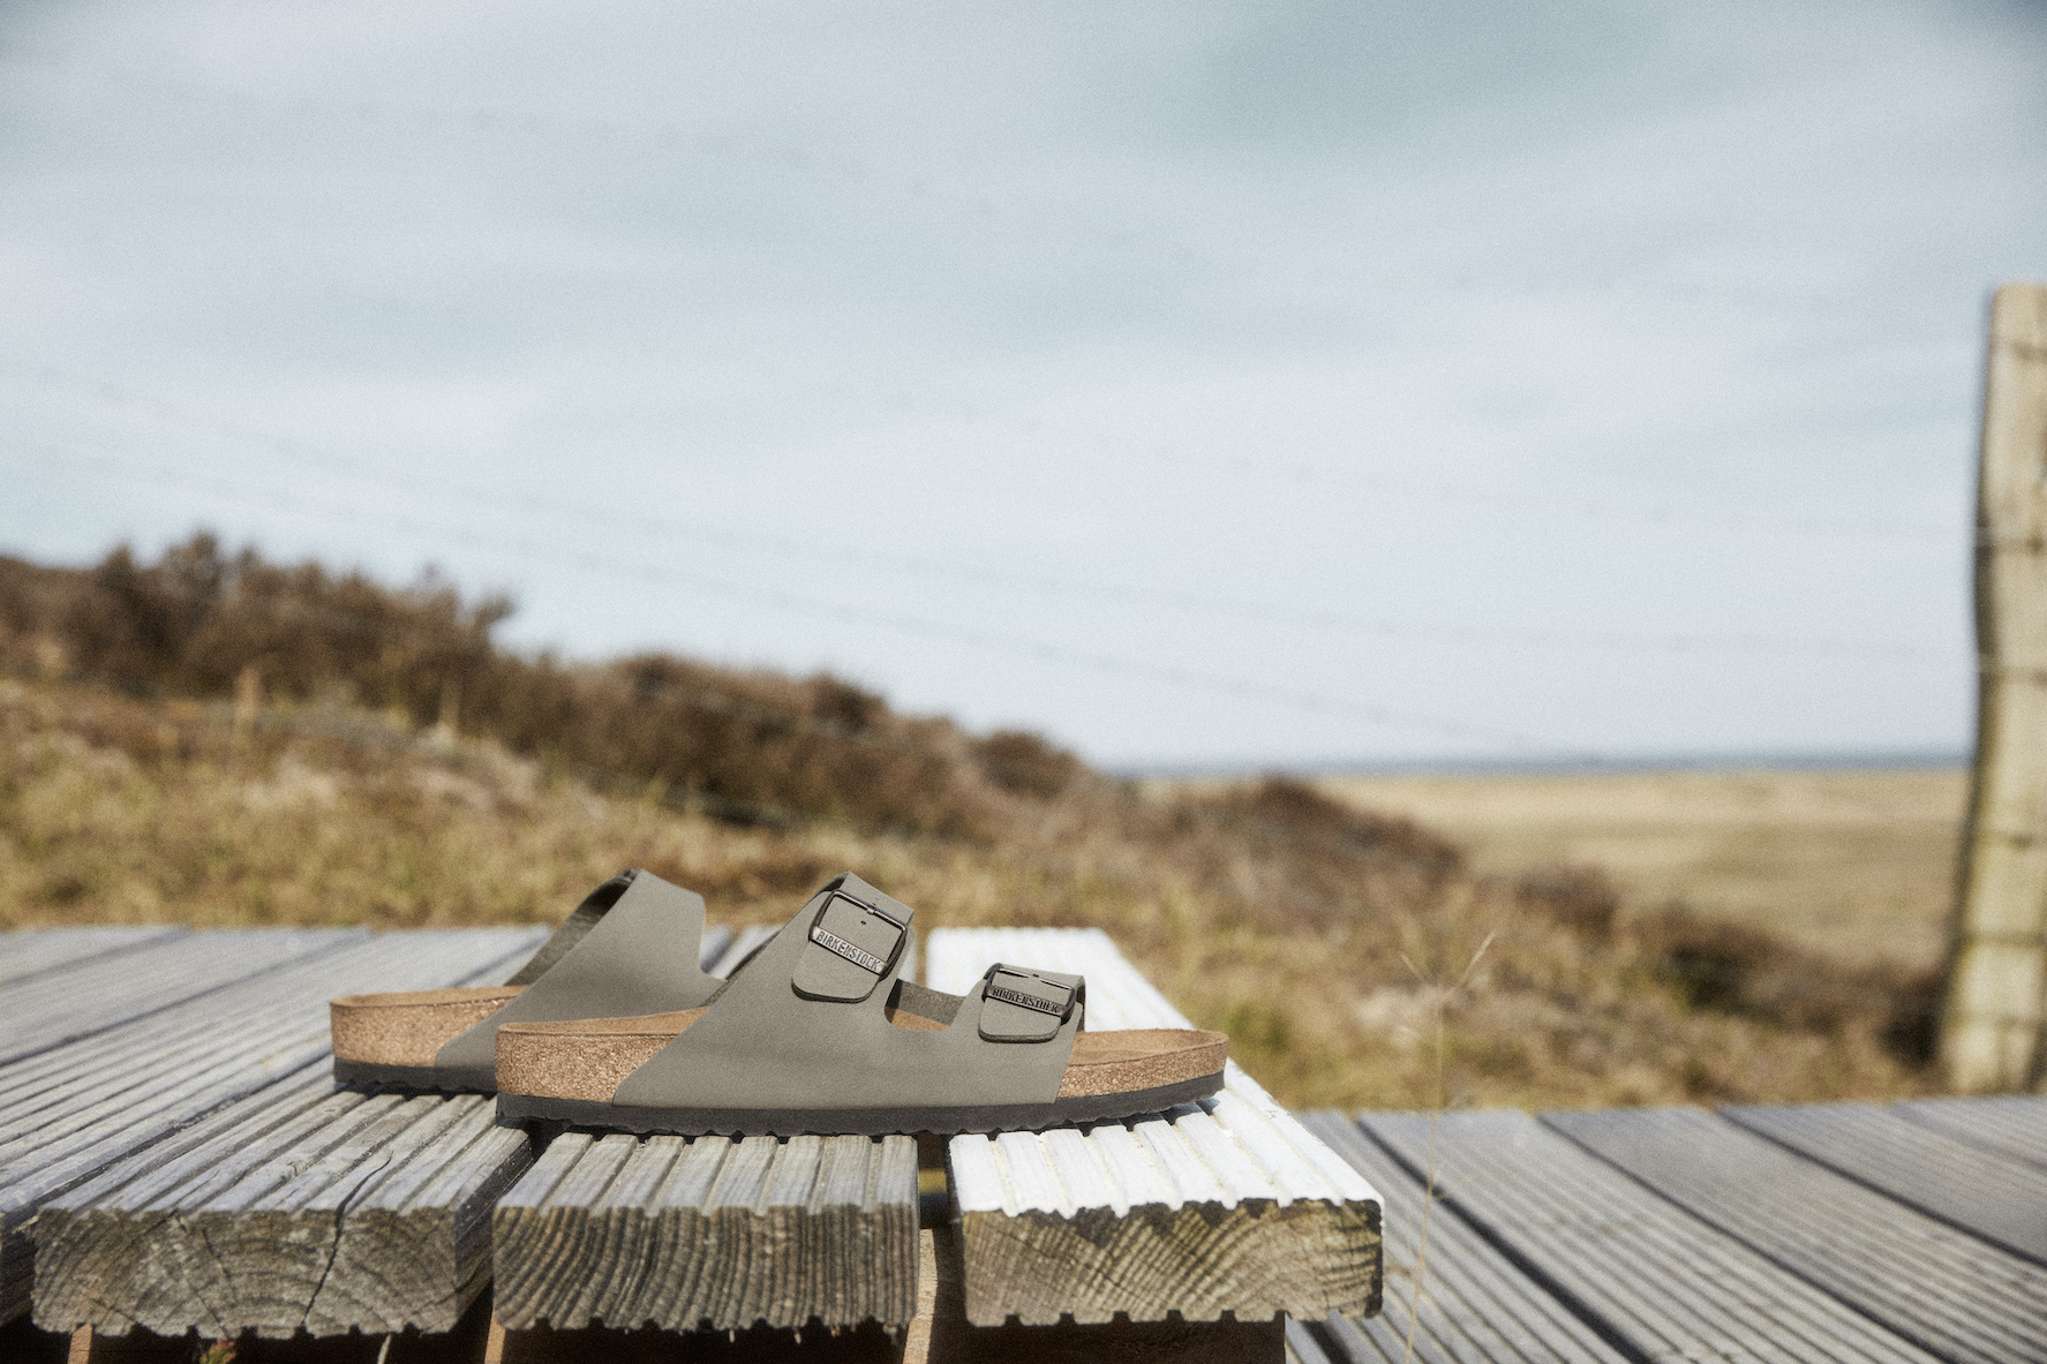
(3, 1, 2042, 767)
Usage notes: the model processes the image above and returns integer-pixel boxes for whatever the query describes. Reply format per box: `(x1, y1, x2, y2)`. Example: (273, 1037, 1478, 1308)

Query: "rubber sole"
(332, 1057, 495, 1094)
(493, 1072, 1223, 1137)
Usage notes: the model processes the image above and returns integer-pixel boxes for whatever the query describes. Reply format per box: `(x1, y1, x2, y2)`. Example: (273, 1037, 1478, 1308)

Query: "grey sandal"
(494, 873, 1226, 1135)
(330, 869, 721, 1092)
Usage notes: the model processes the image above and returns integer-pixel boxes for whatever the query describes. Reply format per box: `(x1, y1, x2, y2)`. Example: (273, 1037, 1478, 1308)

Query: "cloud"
(1, 0, 2038, 764)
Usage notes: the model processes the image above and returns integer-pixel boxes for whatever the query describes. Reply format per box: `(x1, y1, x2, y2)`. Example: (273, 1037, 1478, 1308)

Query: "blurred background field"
(1309, 767, 1964, 969)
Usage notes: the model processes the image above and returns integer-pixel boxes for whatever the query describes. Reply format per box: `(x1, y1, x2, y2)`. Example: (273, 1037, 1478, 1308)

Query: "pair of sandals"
(330, 870, 1226, 1136)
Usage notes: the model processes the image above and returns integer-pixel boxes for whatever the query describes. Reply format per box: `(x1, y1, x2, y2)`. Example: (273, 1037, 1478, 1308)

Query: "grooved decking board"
(928, 928, 1381, 1328)
(1895, 1094, 2047, 1170)
(1292, 1111, 1627, 1363)
(0, 927, 543, 1325)
(1546, 1106, 2047, 1363)
(31, 924, 730, 1340)
(1723, 1101, 2047, 1263)
(493, 1127, 918, 1332)
(1362, 1109, 1940, 1363)
(490, 926, 921, 1334)
(0, 927, 353, 1064)
(0, 927, 186, 987)
(34, 1082, 527, 1337)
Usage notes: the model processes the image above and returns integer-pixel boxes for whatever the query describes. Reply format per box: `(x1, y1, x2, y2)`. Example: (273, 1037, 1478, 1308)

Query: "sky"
(2, 1, 2043, 768)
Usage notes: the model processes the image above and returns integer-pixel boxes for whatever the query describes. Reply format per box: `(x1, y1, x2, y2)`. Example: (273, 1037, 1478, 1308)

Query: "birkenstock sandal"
(330, 869, 722, 1092)
(494, 872, 1226, 1135)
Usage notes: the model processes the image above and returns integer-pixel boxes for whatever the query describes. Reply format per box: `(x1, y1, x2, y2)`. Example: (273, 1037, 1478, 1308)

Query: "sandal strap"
(610, 875, 1084, 1111)
(435, 869, 716, 1072)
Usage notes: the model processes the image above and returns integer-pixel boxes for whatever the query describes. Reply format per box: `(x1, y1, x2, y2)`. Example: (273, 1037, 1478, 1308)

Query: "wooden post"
(1943, 282, 2047, 1092)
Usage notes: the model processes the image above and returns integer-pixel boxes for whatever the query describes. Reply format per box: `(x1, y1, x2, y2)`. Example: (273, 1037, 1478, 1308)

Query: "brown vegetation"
(0, 538, 1946, 1109)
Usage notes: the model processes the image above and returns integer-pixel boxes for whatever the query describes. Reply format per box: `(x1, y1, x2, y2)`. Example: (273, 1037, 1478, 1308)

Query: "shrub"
(0, 537, 1013, 839)
(973, 729, 1084, 798)
(1513, 865, 1622, 936)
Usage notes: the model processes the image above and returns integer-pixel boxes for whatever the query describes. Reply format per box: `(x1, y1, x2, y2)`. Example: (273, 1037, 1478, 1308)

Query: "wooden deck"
(0, 926, 2041, 1362)
(1294, 1102, 2047, 1363)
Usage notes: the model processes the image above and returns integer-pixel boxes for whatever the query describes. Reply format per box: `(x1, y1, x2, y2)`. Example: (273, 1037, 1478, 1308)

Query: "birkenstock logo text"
(811, 926, 887, 974)
(987, 982, 1065, 1015)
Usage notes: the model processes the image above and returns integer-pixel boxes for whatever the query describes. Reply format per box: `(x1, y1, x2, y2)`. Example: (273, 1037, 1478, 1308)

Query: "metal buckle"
(808, 889, 907, 978)
(982, 966, 1076, 1022)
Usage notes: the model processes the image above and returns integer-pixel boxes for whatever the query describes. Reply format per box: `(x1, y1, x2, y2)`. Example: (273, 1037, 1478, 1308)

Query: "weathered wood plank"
(1546, 1105, 2047, 1363)
(904, 1226, 1286, 1363)
(1363, 1108, 1941, 1363)
(0, 928, 355, 1064)
(1896, 1093, 2047, 1170)
(1294, 1111, 1628, 1363)
(30, 924, 730, 1340)
(490, 926, 921, 1334)
(35, 1085, 526, 1336)
(0, 928, 185, 988)
(1724, 1100, 2047, 1263)
(0, 927, 542, 1326)
(493, 1129, 918, 1332)
(930, 928, 1381, 1328)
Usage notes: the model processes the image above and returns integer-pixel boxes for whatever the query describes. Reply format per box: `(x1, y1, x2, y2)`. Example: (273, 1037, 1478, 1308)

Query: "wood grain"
(491, 1128, 918, 1332)
(905, 1226, 1285, 1364)
(1364, 1107, 1942, 1363)
(0, 928, 356, 1064)
(1545, 1105, 2045, 1362)
(1293, 1111, 1628, 1363)
(7, 928, 543, 1329)
(1724, 1100, 2047, 1263)
(928, 928, 1381, 1328)
(29, 924, 738, 1340)
(1945, 281, 2047, 1091)
(1895, 1092, 2047, 1170)
(0, 928, 185, 989)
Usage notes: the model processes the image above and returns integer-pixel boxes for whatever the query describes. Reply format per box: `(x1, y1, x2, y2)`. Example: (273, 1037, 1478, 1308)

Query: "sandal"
(494, 873, 1226, 1135)
(330, 869, 721, 1092)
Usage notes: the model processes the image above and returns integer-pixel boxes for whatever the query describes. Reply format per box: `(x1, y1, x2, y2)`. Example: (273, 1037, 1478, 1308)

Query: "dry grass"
(1308, 767, 1965, 969)
(0, 677, 1946, 1111)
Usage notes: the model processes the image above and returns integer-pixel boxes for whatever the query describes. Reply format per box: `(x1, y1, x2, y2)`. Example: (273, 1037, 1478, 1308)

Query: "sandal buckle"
(808, 889, 908, 979)
(983, 965, 1076, 1022)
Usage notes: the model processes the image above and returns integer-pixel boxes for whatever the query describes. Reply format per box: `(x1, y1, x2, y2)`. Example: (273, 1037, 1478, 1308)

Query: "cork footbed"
(496, 1006, 1227, 1104)
(330, 986, 523, 1068)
